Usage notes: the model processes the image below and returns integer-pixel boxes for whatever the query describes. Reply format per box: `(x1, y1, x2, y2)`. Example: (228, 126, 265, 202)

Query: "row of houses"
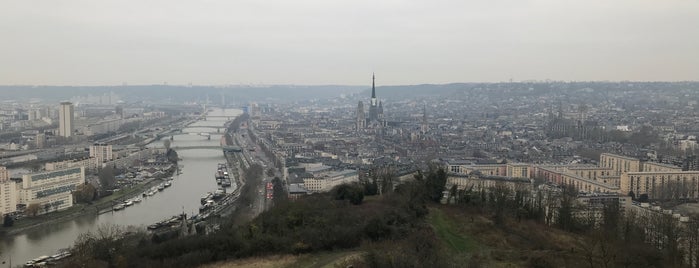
(444, 157, 699, 265)
(446, 153, 699, 200)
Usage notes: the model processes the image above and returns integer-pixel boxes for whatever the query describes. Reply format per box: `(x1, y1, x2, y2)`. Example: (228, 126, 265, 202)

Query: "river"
(0, 108, 241, 265)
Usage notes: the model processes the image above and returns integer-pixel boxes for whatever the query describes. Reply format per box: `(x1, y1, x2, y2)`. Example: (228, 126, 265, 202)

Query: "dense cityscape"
(3, 0, 699, 267)
(1, 79, 699, 266)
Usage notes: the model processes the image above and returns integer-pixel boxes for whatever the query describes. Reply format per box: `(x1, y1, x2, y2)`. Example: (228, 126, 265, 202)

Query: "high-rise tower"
(59, 102, 74, 137)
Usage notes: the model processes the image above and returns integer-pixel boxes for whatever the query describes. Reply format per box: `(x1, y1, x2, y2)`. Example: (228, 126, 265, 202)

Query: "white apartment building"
(90, 143, 113, 163)
(20, 167, 85, 214)
(0, 166, 18, 215)
(0, 180, 19, 216)
(45, 158, 98, 172)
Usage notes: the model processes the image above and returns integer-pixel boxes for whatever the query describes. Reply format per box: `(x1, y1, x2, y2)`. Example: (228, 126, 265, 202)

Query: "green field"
(427, 207, 480, 253)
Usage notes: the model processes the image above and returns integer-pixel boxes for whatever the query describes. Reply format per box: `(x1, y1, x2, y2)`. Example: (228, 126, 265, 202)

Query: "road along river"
(0, 108, 241, 265)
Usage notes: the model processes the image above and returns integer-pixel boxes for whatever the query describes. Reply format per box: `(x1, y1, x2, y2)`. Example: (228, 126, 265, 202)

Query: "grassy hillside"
(201, 251, 362, 268)
(200, 205, 603, 268)
(427, 206, 588, 267)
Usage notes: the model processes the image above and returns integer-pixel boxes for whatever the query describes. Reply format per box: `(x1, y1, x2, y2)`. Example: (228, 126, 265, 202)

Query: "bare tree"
(163, 139, 171, 150)
(98, 166, 116, 190)
(373, 167, 396, 195)
(69, 224, 142, 267)
(557, 185, 578, 231)
(448, 184, 457, 204)
(685, 216, 699, 268)
(490, 182, 511, 225)
(26, 203, 40, 217)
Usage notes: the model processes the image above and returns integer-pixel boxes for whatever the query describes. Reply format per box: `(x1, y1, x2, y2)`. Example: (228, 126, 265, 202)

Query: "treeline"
(225, 113, 248, 134)
(58, 165, 452, 268)
(236, 163, 264, 214)
(450, 180, 699, 267)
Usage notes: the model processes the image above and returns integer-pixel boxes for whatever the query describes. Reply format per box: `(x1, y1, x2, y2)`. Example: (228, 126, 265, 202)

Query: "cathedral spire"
(368, 73, 379, 122)
(371, 73, 376, 99)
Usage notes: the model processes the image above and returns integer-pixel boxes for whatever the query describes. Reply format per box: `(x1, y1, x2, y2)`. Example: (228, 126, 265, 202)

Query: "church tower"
(378, 101, 384, 120)
(421, 104, 429, 134)
(356, 101, 366, 131)
(368, 73, 379, 122)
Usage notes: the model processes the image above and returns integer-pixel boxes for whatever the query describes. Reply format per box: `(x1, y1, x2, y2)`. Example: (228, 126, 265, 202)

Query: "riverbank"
(1, 164, 178, 236)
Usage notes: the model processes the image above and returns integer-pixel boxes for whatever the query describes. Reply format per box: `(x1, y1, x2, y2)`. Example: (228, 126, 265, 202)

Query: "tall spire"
(371, 73, 376, 99)
(369, 73, 379, 122)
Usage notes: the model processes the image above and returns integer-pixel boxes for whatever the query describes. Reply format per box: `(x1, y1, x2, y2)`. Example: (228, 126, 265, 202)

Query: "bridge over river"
(171, 145, 243, 152)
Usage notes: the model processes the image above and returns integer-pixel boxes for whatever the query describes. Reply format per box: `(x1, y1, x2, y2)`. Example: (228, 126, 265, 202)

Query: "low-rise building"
(447, 173, 531, 193)
(642, 161, 683, 172)
(287, 183, 309, 200)
(574, 193, 632, 226)
(46, 158, 98, 172)
(600, 153, 641, 175)
(567, 165, 614, 181)
(90, 143, 113, 163)
(533, 165, 619, 194)
(621, 171, 699, 199)
(445, 161, 507, 177)
(303, 169, 358, 192)
(506, 163, 530, 178)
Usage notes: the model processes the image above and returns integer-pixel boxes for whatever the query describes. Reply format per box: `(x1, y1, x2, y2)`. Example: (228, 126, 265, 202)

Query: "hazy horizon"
(2, 0, 698, 86)
(2, 79, 699, 88)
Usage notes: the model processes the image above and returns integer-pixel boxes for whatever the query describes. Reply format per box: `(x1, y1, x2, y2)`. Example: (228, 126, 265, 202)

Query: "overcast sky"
(1, 0, 698, 86)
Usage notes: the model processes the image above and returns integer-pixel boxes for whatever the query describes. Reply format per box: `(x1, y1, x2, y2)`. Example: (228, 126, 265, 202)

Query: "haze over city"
(5, 1, 699, 268)
(2, 0, 698, 86)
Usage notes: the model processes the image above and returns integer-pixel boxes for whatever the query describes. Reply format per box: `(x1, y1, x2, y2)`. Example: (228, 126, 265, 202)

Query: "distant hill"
(363, 81, 699, 100)
(0, 85, 366, 104)
(3, 81, 699, 104)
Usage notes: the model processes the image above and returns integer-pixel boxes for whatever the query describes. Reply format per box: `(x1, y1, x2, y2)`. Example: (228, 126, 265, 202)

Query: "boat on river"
(213, 188, 226, 199)
(148, 214, 186, 231)
(215, 164, 228, 185)
(199, 200, 215, 212)
(113, 204, 125, 211)
(25, 250, 71, 267)
(201, 192, 213, 204)
(24, 255, 50, 267)
(49, 251, 71, 261)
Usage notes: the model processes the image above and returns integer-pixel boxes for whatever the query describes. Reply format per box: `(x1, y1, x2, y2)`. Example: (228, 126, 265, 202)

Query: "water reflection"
(75, 212, 98, 227)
